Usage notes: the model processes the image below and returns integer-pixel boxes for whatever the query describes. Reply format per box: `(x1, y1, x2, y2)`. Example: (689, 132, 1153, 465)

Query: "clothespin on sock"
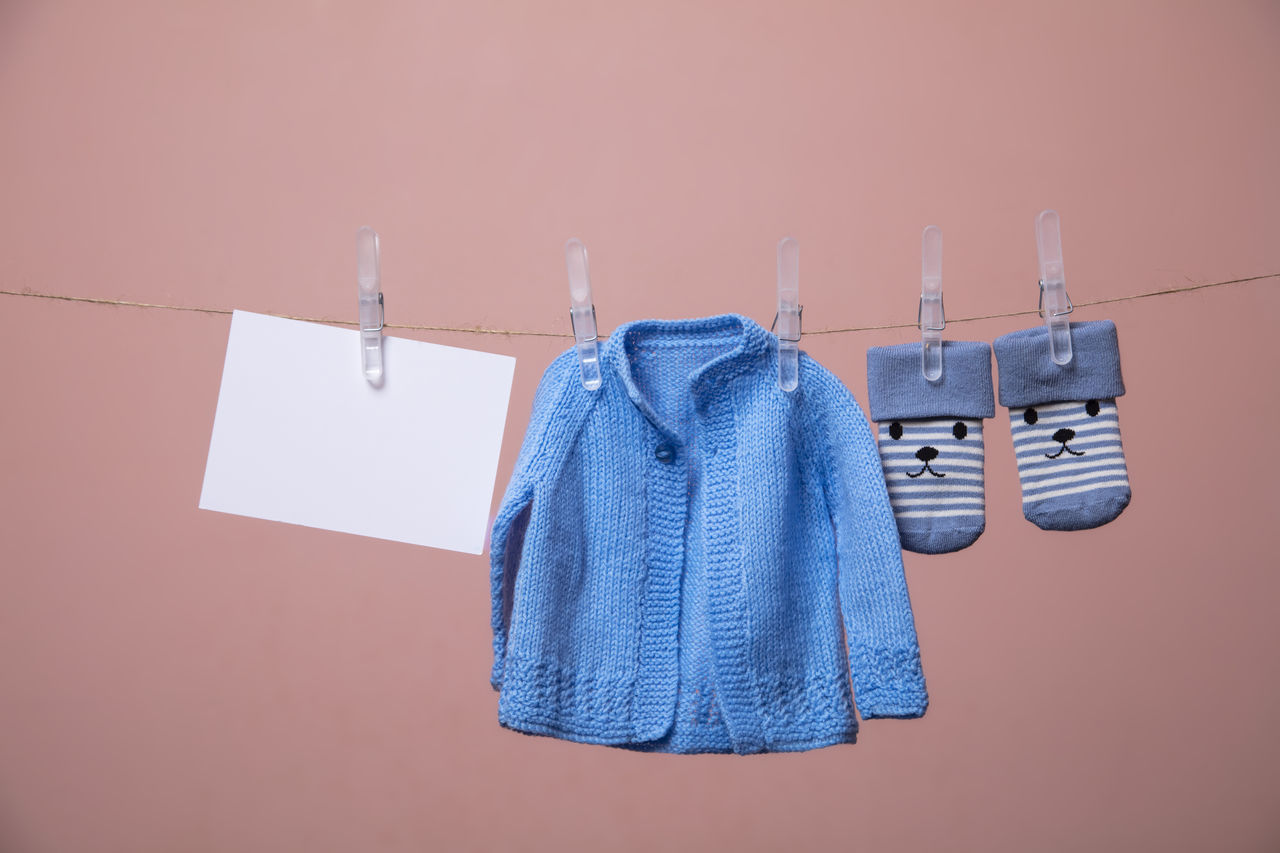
(919, 225, 945, 381)
(1036, 210, 1074, 366)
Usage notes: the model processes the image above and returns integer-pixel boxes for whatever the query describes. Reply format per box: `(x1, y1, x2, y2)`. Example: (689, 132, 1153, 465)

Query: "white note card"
(200, 311, 516, 554)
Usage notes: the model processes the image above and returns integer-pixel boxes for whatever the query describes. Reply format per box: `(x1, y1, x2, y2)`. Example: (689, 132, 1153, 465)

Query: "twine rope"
(1, 273, 1273, 339)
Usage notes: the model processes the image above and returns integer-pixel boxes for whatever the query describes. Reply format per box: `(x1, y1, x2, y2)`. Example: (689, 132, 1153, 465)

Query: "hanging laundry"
(489, 314, 928, 755)
(866, 341, 996, 553)
(994, 319, 1131, 530)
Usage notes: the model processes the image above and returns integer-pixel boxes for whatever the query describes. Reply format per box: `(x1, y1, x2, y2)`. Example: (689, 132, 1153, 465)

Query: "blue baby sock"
(867, 341, 996, 554)
(993, 319, 1131, 531)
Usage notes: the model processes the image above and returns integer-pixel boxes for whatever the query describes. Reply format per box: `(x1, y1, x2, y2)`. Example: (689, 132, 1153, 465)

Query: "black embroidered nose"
(915, 446, 938, 462)
(1053, 428, 1075, 443)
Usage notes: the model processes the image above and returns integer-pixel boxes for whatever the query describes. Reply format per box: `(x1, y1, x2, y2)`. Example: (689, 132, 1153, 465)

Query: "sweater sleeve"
(488, 350, 575, 689)
(812, 364, 929, 719)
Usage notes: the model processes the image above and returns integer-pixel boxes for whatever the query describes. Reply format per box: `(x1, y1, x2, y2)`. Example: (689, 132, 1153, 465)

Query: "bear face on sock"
(866, 341, 995, 554)
(878, 417, 983, 483)
(877, 416, 987, 550)
(1007, 398, 1130, 529)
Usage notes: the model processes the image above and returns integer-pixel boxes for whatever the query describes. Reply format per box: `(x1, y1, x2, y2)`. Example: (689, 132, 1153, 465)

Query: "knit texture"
(866, 342, 995, 554)
(994, 320, 1131, 530)
(992, 320, 1124, 409)
(866, 340, 996, 422)
(489, 314, 929, 755)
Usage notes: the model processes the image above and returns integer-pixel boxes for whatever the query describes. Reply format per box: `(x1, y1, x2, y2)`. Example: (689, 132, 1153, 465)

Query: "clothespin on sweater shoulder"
(774, 237, 801, 392)
(565, 238, 602, 391)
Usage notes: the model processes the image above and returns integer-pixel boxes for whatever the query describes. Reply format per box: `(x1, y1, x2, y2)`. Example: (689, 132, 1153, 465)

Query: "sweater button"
(654, 443, 676, 464)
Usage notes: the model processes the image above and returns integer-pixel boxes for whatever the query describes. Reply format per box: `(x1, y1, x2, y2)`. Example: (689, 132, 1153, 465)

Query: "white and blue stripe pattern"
(877, 416, 986, 554)
(1009, 398, 1131, 530)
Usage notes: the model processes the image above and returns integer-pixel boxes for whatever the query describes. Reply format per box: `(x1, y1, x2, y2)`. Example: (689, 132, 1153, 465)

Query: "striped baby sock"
(993, 319, 1131, 531)
(867, 341, 995, 554)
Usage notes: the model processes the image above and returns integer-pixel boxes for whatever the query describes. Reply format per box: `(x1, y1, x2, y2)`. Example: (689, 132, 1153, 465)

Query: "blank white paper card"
(200, 311, 516, 554)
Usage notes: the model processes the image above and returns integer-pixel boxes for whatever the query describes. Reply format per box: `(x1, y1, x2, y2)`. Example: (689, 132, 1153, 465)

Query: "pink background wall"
(2, 2, 1278, 850)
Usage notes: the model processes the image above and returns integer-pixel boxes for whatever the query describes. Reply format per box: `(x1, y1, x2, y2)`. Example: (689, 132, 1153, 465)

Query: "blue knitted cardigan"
(489, 314, 928, 754)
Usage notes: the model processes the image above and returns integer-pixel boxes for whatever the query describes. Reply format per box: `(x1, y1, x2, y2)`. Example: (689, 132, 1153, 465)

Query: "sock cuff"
(866, 341, 995, 421)
(993, 319, 1125, 408)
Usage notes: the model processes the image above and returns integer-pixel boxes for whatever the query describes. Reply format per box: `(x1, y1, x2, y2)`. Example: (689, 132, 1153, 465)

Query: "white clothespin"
(919, 225, 945, 381)
(564, 238, 602, 391)
(1036, 209, 1074, 366)
(775, 237, 801, 392)
(356, 226, 385, 385)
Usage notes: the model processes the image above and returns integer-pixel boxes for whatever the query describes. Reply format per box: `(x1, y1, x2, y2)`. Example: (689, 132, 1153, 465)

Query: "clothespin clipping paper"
(199, 311, 515, 554)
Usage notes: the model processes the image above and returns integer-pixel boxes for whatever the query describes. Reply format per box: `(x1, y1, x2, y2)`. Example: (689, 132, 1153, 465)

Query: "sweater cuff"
(851, 647, 929, 719)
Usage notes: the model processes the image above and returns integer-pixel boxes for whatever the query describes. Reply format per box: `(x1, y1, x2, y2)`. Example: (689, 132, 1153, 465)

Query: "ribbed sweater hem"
(498, 715, 860, 755)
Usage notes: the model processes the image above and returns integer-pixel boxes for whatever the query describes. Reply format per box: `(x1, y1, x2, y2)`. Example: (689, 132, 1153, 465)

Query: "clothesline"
(1, 273, 1273, 338)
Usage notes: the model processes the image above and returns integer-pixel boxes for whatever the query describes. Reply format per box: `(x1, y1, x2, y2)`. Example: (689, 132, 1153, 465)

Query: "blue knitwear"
(866, 342, 995, 554)
(994, 320, 1131, 530)
(866, 341, 996, 423)
(992, 320, 1125, 408)
(490, 314, 929, 755)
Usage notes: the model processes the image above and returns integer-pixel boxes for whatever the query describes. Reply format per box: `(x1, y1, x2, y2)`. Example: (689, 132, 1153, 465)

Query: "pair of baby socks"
(867, 320, 1130, 554)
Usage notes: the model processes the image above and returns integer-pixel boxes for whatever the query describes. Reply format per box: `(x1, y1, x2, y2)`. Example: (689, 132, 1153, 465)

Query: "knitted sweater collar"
(603, 313, 774, 437)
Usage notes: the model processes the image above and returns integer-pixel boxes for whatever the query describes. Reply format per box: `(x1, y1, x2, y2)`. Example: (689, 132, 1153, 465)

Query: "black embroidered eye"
(952, 421, 967, 440)
(889, 421, 903, 440)
(1085, 399, 1100, 417)
(1023, 408, 1038, 425)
